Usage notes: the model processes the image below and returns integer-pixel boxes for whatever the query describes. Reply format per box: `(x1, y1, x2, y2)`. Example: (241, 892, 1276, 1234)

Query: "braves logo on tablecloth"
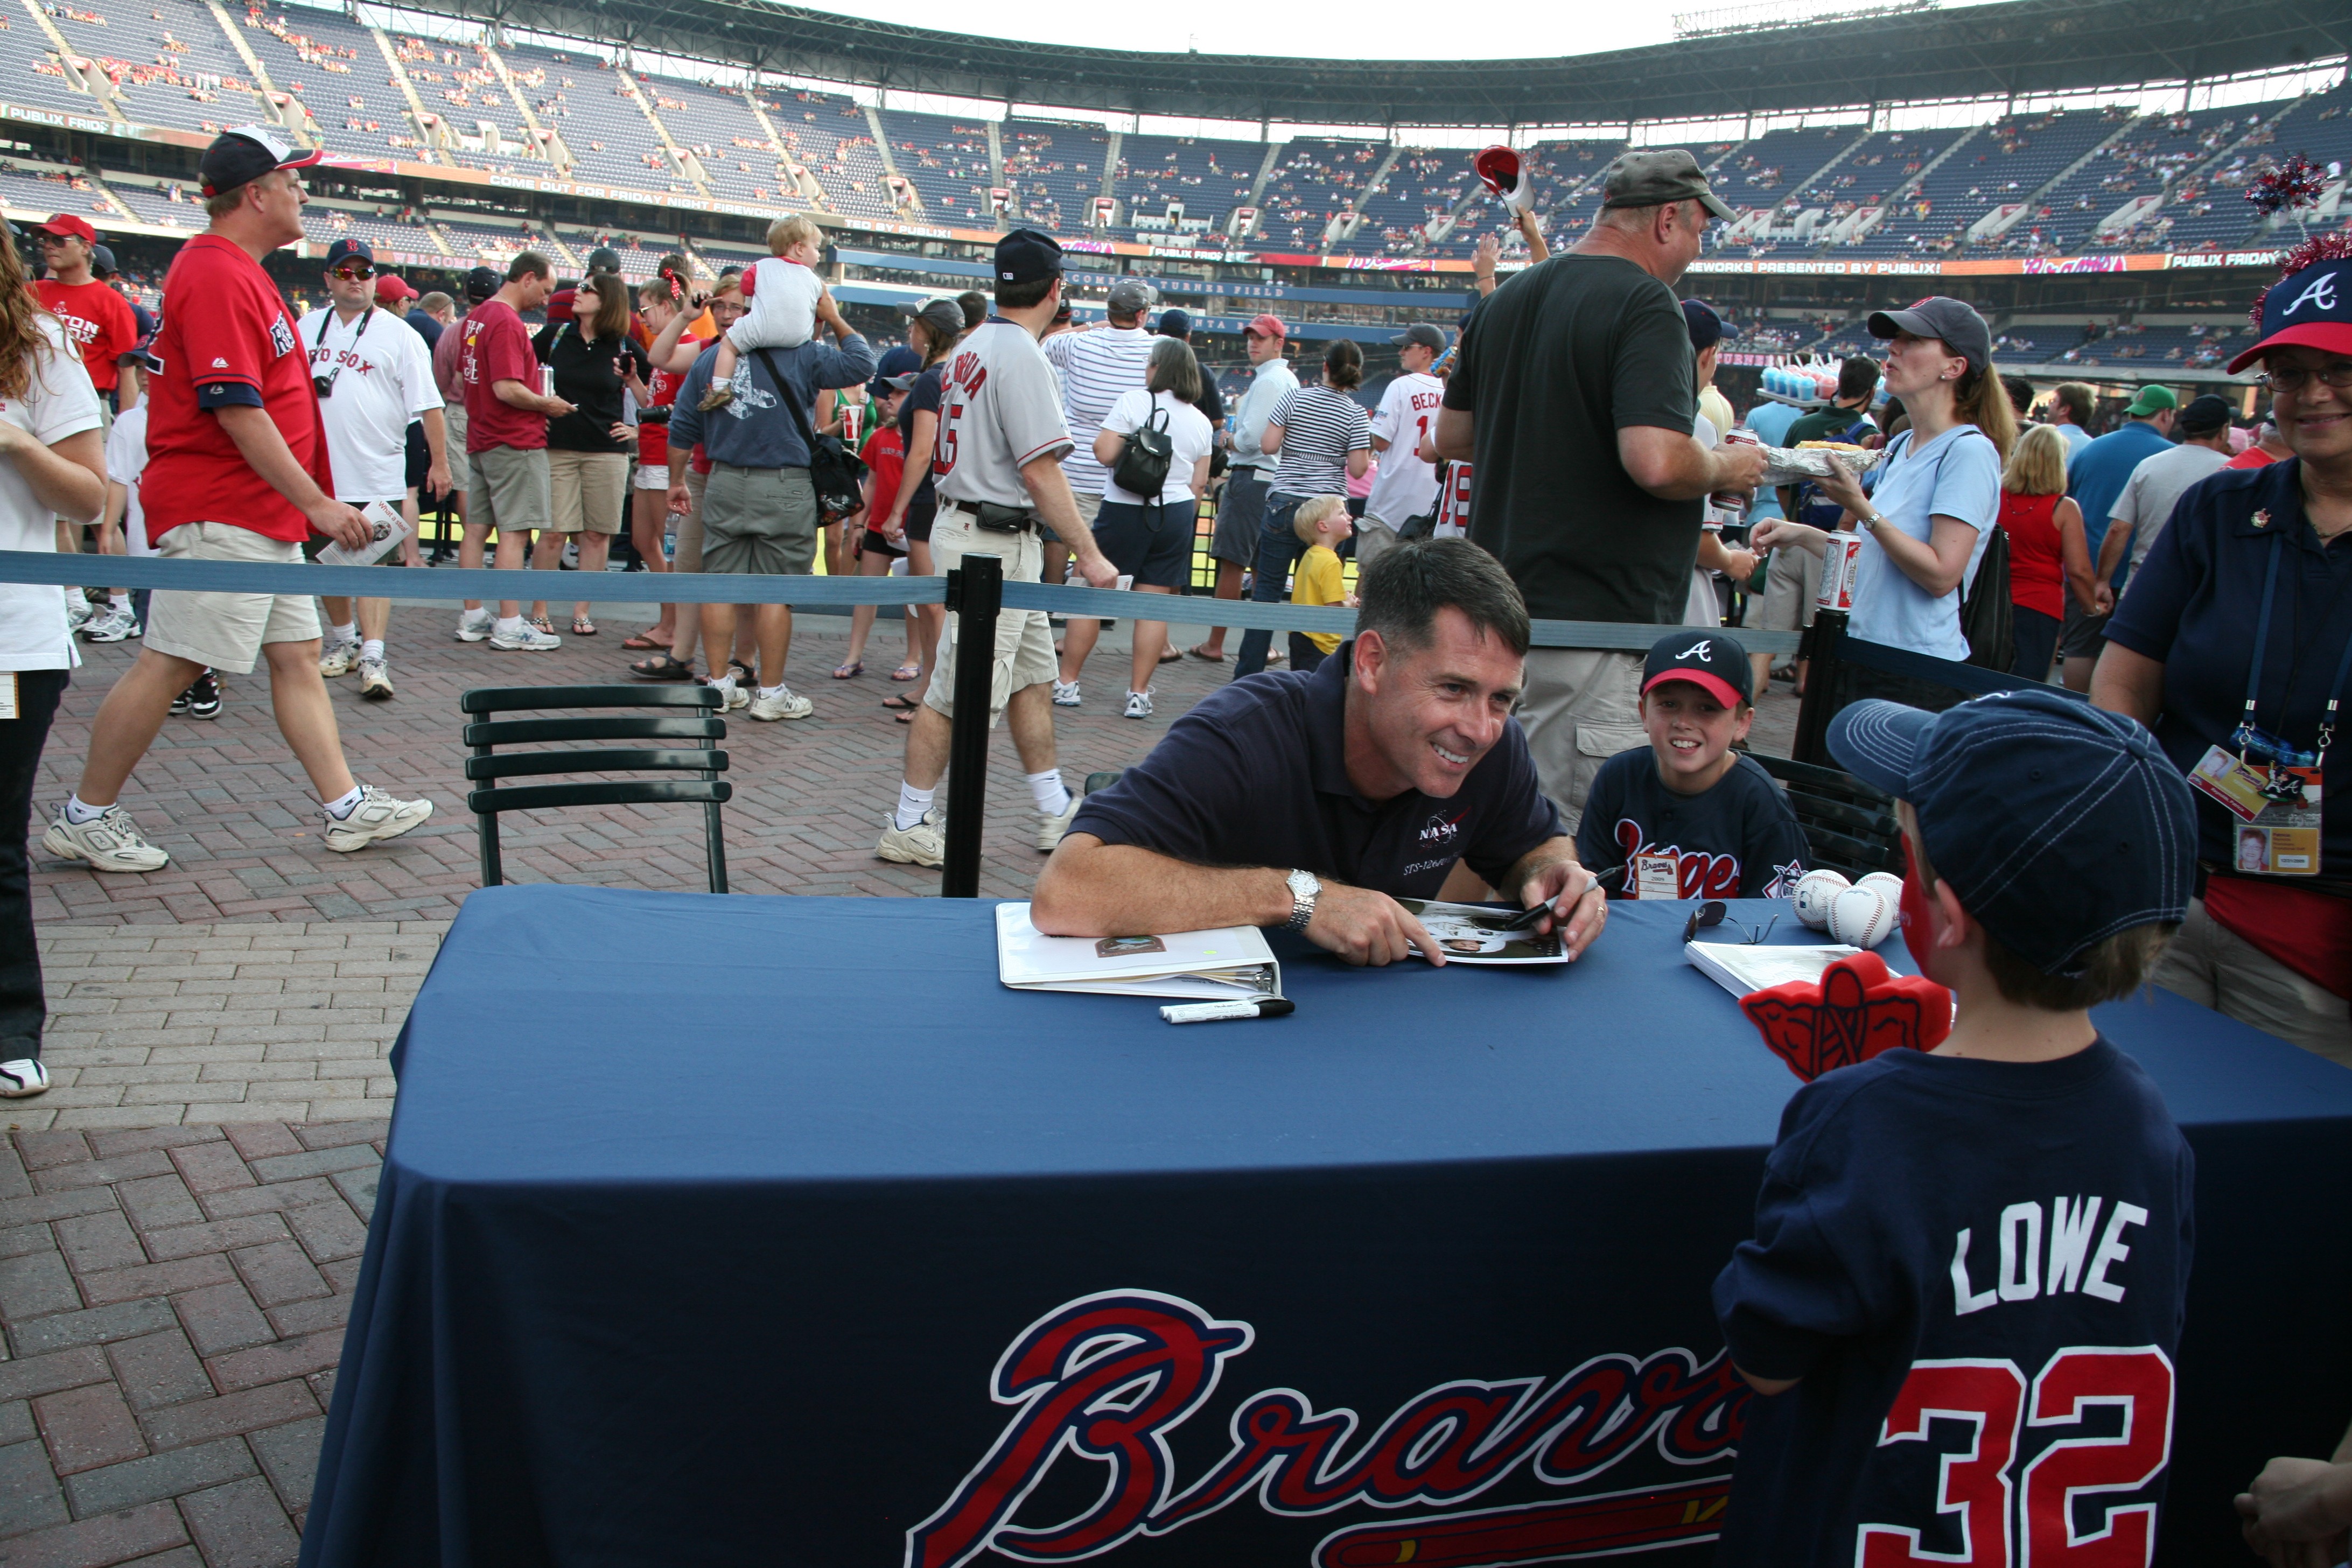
(906, 1290, 1746, 1568)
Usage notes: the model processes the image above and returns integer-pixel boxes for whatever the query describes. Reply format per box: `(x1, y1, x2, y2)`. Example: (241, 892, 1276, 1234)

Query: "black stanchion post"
(1790, 610, 1845, 767)
(940, 555, 1003, 898)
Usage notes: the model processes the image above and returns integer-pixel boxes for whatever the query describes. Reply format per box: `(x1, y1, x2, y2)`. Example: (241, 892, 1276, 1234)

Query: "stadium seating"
(1000, 118, 1110, 234)
(1115, 133, 1257, 241)
(1353, 149, 1470, 255)
(485, 43, 669, 190)
(1843, 108, 2123, 258)
(238, 4, 415, 160)
(633, 75, 795, 208)
(0, 151, 124, 227)
(880, 108, 994, 223)
(1258, 138, 1382, 249)
(49, 0, 258, 135)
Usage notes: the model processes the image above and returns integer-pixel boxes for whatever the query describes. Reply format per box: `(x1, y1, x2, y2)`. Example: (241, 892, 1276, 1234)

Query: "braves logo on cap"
(2280, 268, 2339, 317)
(1676, 639, 1716, 663)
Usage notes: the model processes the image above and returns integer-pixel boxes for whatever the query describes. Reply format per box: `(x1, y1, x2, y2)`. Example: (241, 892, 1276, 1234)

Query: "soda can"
(1817, 532, 1865, 612)
(1710, 426, 1759, 524)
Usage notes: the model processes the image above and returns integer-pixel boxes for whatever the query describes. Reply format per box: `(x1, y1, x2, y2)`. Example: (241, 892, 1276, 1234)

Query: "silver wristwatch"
(1284, 869, 1322, 933)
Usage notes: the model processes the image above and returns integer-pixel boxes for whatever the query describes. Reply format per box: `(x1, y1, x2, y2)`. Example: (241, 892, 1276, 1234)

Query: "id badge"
(1632, 852, 1681, 901)
(2188, 745, 2274, 823)
(2230, 767, 2324, 877)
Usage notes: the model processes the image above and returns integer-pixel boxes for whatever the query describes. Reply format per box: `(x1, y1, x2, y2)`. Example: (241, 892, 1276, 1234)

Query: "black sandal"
(881, 694, 918, 711)
(727, 659, 755, 685)
(631, 653, 696, 681)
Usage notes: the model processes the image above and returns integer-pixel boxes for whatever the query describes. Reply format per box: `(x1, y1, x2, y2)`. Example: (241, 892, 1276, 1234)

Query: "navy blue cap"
(198, 124, 320, 198)
(324, 238, 373, 269)
(867, 344, 922, 399)
(995, 227, 1062, 287)
(1643, 629, 1751, 708)
(1682, 298, 1724, 352)
(2231, 253, 2352, 373)
(1827, 689, 2196, 976)
(1156, 307, 1191, 339)
(463, 265, 499, 303)
(89, 243, 116, 278)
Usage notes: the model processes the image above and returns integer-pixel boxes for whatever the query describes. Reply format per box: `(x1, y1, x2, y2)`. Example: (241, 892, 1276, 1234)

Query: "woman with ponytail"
(1752, 296, 2008, 661)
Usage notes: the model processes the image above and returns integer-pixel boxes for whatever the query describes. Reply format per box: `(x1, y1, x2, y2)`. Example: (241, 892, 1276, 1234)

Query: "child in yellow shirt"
(1287, 495, 1352, 673)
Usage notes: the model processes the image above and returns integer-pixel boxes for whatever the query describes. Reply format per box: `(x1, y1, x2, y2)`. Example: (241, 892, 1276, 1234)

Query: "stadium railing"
(0, 551, 1803, 898)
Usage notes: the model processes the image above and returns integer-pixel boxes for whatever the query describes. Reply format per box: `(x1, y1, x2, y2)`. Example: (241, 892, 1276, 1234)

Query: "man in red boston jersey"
(40, 127, 433, 875)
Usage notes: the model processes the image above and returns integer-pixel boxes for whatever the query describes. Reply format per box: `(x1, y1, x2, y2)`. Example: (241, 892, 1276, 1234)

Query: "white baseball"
(1856, 872, 1904, 905)
(1791, 869, 1851, 929)
(1826, 885, 1898, 949)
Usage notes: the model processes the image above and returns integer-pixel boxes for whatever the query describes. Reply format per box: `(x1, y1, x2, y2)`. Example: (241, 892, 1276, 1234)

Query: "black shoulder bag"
(752, 347, 866, 526)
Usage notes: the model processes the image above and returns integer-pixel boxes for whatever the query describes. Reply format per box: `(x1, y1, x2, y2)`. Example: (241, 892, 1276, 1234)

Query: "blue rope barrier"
(0, 551, 1804, 654)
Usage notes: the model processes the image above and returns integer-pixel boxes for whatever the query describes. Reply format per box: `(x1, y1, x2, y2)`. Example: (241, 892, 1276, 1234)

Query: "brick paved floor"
(32, 596, 1800, 927)
(0, 1119, 382, 1567)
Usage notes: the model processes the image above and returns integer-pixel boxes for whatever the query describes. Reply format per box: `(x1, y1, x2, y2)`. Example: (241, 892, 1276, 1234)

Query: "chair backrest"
(1752, 752, 1903, 881)
(1790, 615, 2086, 767)
(461, 684, 732, 893)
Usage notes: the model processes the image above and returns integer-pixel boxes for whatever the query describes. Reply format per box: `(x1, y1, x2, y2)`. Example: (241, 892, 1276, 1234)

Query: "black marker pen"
(1159, 998, 1297, 1025)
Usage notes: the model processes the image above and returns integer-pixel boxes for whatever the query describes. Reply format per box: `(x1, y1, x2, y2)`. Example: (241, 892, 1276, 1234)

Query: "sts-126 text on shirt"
(1712, 1039, 2193, 1566)
(1068, 640, 1561, 898)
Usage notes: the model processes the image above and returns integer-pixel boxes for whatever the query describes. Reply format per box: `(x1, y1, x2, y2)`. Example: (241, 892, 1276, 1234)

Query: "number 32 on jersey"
(1861, 1347, 2172, 1567)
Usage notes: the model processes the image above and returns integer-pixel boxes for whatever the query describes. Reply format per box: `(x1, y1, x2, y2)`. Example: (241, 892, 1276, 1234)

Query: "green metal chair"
(461, 685, 731, 893)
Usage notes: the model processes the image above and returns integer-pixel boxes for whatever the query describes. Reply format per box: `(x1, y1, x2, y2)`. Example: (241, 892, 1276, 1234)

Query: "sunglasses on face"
(1682, 901, 1779, 946)
(333, 265, 374, 280)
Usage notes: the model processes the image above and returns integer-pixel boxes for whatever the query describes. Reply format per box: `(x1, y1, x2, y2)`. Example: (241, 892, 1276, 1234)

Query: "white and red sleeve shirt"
(142, 234, 332, 544)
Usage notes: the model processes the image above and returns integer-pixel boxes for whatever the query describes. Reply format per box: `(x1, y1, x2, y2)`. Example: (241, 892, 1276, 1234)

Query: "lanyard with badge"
(2185, 530, 2351, 877)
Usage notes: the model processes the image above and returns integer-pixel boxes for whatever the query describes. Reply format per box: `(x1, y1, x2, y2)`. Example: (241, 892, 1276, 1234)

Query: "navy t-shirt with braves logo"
(1067, 640, 1563, 898)
(1574, 748, 1809, 899)
(1713, 1039, 2194, 1565)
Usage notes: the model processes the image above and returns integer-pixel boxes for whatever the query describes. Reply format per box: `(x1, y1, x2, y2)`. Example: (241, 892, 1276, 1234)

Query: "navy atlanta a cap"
(2230, 254, 2352, 373)
(1828, 688, 2196, 976)
(1643, 629, 1752, 709)
(995, 227, 1063, 286)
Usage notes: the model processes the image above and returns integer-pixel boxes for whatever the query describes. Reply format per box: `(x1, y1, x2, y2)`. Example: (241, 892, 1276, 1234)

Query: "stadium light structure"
(383, 0, 2344, 129)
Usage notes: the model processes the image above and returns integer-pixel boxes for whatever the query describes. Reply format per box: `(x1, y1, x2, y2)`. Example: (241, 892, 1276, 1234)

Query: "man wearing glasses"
(43, 126, 433, 875)
(299, 239, 449, 701)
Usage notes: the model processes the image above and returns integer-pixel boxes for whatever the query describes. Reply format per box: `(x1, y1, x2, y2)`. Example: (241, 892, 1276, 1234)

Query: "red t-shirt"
(1998, 489, 2064, 619)
(458, 298, 545, 453)
(2224, 446, 2279, 470)
(859, 423, 904, 525)
(638, 332, 701, 470)
(142, 235, 332, 545)
(34, 277, 139, 394)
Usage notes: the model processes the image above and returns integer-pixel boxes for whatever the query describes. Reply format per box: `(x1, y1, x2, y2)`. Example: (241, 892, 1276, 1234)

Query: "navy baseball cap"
(995, 227, 1062, 286)
(1157, 307, 1192, 339)
(1682, 298, 1724, 353)
(1392, 323, 1446, 352)
(88, 243, 116, 277)
(1643, 629, 1751, 709)
(463, 265, 499, 303)
(324, 238, 373, 270)
(867, 344, 922, 398)
(1828, 689, 2196, 976)
(1867, 295, 1993, 373)
(198, 124, 321, 198)
(2231, 253, 2352, 373)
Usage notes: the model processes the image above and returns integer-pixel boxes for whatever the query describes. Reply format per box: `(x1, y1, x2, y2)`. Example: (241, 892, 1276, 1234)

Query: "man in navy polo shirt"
(1033, 539, 1611, 965)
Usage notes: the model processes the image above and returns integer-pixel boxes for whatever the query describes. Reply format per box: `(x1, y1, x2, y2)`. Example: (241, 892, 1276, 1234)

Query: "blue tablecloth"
(300, 886, 2352, 1568)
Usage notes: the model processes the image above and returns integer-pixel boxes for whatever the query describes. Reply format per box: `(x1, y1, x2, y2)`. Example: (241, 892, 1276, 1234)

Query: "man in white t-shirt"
(299, 240, 447, 701)
(1357, 324, 1448, 569)
(1040, 277, 1154, 582)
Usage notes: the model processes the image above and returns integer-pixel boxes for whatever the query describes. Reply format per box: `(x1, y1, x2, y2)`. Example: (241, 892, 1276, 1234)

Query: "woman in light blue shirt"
(1754, 297, 2014, 661)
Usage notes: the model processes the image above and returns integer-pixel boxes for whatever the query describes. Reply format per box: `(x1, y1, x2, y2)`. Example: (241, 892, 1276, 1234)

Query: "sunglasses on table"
(1682, 901, 1779, 946)
(332, 265, 375, 280)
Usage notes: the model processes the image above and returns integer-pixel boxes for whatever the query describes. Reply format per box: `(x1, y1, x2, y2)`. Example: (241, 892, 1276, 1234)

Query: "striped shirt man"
(1269, 383, 1371, 498)
(1044, 324, 1154, 498)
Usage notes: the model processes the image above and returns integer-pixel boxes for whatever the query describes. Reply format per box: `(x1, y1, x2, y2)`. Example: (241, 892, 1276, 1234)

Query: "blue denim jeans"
(1232, 492, 1309, 680)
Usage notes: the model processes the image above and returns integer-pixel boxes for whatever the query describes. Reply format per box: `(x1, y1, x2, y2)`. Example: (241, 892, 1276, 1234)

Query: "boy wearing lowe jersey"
(1713, 687, 2196, 1565)
(300, 239, 447, 701)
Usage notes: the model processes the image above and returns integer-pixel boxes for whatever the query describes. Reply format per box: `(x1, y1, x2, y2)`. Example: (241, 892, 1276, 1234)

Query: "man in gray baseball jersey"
(876, 228, 1119, 870)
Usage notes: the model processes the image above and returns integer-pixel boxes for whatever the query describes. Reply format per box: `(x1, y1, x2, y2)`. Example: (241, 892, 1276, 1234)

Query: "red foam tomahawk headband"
(1740, 951, 1952, 1083)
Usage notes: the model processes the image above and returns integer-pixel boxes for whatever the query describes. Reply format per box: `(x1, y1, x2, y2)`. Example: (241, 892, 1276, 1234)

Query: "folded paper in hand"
(996, 903, 1280, 1001)
(314, 501, 411, 568)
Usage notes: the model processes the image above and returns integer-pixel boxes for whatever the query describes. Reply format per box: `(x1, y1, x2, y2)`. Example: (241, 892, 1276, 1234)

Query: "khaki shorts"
(1070, 489, 1103, 529)
(472, 445, 550, 540)
(673, 467, 709, 572)
(442, 403, 470, 494)
(701, 463, 817, 576)
(144, 522, 321, 675)
(547, 449, 627, 534)
(1517, 647, 1646, 834)
(922, 502, 1056, 728)
(1760, 542, 1819, 634)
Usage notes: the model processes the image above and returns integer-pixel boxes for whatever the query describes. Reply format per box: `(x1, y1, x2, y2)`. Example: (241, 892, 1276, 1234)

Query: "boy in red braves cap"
(1712, 687, 2197, 1564)
(1573, 629, 1808, 901)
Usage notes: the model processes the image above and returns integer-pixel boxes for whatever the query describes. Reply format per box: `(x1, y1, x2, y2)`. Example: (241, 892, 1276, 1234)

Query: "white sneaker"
(0, 1060, 50, 1098)
(81, 606, 138, 643)
(356, 656, 394, 701)
(42, 803, 170, 872)
(318, 640, 358, 677)
(1036, 795, 1082, 853)
(64, 590, 92, 630)
(454, 610, 494, 642)
(322, 786, 433, 853)
(1123, 689, 1153, 719)
(1052, 680, 1082, 707)
(704, 676, 750, 711)
(487, 621, 562, 652)
(877, 813, 945, 867)
(746, 685, 813, 722)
